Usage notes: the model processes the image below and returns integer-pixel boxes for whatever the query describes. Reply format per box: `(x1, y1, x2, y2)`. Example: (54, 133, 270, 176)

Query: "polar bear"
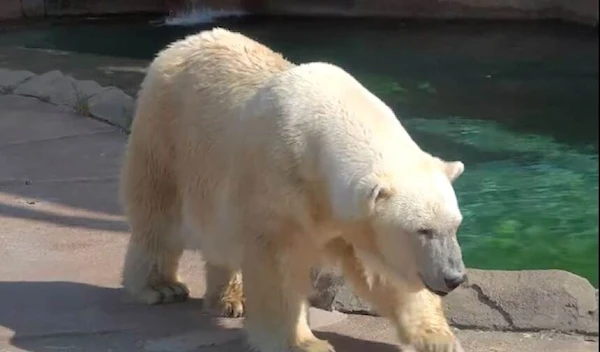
(120, 28, 467, 352)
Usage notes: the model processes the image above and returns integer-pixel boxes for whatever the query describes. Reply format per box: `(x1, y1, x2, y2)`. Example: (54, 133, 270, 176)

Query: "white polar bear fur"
(120, 28, 466, 352)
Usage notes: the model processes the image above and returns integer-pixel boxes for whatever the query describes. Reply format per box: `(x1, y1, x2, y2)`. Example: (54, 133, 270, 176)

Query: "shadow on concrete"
(0, 281, 234, 351)
(0, 178, 123, 217)
(0, 281, 399, 352)
(0, 202, 127, 233)
(316, 331, 399, 352)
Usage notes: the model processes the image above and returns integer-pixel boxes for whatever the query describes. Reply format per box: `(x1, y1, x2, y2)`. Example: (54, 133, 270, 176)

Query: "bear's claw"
(219, 296, 246, 318)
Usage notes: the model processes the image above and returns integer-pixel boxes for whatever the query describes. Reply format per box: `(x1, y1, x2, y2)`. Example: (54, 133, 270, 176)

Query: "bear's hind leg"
(120, 146, 189, 305)
(122, 219, 189, 305)
(242, 240, 334, 352)
(204, 264, 245, 318)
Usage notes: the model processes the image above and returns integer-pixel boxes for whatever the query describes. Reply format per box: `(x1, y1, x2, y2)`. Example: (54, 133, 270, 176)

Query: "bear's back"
(136, 28, 294, 133)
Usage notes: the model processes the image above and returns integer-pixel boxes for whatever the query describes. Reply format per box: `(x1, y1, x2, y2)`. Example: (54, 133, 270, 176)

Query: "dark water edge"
(1, 16, 597, 285)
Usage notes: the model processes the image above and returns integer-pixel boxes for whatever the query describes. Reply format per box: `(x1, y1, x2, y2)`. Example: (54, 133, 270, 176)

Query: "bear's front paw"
(292, 338, 336, 352)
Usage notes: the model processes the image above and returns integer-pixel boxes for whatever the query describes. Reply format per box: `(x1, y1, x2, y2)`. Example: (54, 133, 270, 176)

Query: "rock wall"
(1, 0, 598, 25)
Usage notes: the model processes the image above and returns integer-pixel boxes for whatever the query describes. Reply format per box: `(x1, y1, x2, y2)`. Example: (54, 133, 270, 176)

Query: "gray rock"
(0, 69, 35, 93)
(449, 269, 598, 334)
(310, 268, 599, 335)
(73, 79, 103, 100)
(444, 281, 511, 330)
(87, 87, 135, 129)
(310, 267, 374, 315)
(13, 70, 79, 107)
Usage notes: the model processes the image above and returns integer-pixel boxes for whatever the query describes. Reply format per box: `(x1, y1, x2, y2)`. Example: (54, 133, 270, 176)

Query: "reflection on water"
(1, 17, 597, 285)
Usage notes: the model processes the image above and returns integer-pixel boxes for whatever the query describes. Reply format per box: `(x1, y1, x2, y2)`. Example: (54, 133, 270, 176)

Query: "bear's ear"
(443, 161, 465, 182)
(331, 176, 391, 221)
(367, 184, 392, 212)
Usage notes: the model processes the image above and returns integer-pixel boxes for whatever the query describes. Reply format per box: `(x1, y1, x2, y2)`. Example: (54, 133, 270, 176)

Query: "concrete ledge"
(1, 68, 597, 337)
(310, 267, 599, 336)
(0, 69, 134, 132)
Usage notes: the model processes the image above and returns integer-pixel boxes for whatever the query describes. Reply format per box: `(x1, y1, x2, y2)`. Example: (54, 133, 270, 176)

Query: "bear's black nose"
(444, 274, 467, 291)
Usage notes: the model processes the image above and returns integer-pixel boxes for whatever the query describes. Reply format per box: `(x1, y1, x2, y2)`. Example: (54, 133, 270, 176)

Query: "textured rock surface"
(73, 79, 104, 101)
(0, 69, 34, 93)
(13, 70, 79, 107)
(446, 269, 598, 334)
(2, 69, 135, 129)
(310, 266, 374, 314)
(311, 268, 599, 335)
(85, 87, 135, 129)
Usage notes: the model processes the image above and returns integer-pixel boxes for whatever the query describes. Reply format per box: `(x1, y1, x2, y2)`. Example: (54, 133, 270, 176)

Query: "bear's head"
(348, 156, 467, 296)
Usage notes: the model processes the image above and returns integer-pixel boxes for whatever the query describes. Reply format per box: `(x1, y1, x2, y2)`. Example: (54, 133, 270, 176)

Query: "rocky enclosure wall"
(0, 67, 598, 337)
(0, 0, 598, 25)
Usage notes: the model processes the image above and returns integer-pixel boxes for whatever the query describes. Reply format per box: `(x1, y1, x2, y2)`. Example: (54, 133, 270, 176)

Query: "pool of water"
(1, 16, 598, 285)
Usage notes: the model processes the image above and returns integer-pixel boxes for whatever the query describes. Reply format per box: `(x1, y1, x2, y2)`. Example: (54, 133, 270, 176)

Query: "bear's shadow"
(0, 281, 398, 351)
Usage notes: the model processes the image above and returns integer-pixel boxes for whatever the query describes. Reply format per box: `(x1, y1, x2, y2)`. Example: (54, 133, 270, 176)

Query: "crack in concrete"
(0, 129, 117, 148)
(10, 328, 133, 341)
(469, 283, 516, 329)
(0, 176, 118, 186)
(0, 91, 132, 135)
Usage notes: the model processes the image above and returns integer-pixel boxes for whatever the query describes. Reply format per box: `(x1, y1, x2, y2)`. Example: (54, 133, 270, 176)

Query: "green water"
(2, 17, 598, 285)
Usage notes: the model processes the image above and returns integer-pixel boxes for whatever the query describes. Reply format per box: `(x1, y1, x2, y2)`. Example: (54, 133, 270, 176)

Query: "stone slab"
(448, 269, 598, 334)
(12, 70, 79, 107)
(74, 79, 104, 100)
(0, 47, 148, 97)
(0, 69, 34, 93)
(88, 87, 135, 129)
(311, 267, 599, 335)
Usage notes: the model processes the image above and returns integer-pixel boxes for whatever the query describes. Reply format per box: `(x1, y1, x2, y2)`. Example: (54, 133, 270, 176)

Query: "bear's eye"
(417, 228, 434, 237)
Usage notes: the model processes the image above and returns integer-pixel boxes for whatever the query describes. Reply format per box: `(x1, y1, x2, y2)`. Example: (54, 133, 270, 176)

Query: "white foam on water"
(163, 7, 247, 26)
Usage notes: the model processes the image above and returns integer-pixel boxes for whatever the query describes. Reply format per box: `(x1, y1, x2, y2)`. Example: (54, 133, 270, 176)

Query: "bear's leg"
(120, 147, 189, 305)
(204, 264, 245, 317)
(122, 221, 189, 305)
(242, 243, 335, 352)
(326, 240, 463, 352)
